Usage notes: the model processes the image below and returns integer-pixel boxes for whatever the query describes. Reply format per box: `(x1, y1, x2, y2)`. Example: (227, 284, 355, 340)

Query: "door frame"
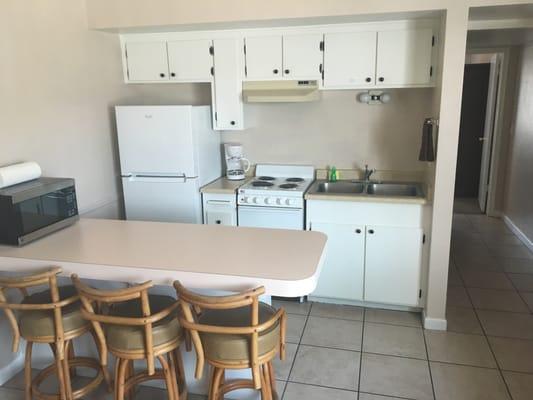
(465, 47, 510, 216)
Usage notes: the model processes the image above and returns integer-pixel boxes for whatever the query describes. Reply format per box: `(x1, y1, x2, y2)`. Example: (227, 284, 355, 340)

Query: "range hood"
(242, 80, 320, 103)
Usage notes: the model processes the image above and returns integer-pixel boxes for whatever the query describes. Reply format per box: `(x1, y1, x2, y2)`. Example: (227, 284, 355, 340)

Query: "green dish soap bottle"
(329, 166, 338, 182)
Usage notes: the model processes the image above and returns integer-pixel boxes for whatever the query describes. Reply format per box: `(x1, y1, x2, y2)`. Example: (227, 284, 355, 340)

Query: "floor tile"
(459, 270, 514, 290)
(488, 336, 533, 373)
(2, 369, 28, 390)
(0, 388, 23, 400)
(272, 299, 311, 316)
(310, 302, 364, 321)
(446, 306, 483, 335)
(483, 234, 524, 247)
(276, 380, 286, 398)
(289, 345, 360, 390)
(363, 323, 426, 359)
(501, 258, 533, 274)
(430, 362, 510, 400)
(286, 314, 306, 343)
(446, 286, 473, 308)
(507, 273, 533, 292)
(364, 308, 422, 327)
(502, 371, 533, 400)
(425, 330, 496, 367)
(521, 292, 533, 312)
(274, 342, 297, 380)
(477, 310, 533, 340)
(448, 264, 464, 287)
(467, 287, 529, 312)
(301, 316, 362, 351)
(489, 244, 533, 259)
(359, 353, 433, 400)
(282, 382, 357, 400)
(358, 394, 406, 400)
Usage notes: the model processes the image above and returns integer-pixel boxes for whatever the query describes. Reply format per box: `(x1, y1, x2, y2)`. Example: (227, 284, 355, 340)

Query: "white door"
(116, 106, 196, 176)
(311, 222, 365, 301)
(205, 202, 237, 226)
(167, 39, 213, 82)
(323, 31, 377, 88)
(283, 34, 323, 79)
(125, 42, 169, 82)
(212, 38, 244, 130)
(364, 225, 423, 306)
(238, 206, 303, 230)
(122, 176, 202, 223)
(478, 54, 500, 212)
(376, 28, 433, 86)
(244, 36, 282, 80)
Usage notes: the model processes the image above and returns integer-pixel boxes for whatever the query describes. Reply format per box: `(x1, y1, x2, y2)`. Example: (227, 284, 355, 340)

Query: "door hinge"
(419, 289, 422, 298)
(430, 66, 433, 77)
(209, 45, 214, 55)
(214, 111, 218, 121)
(244, 43, 247, 55)
(319, 41, 324, 51)
(210, 66, 214, 76)
(432, 35, 435, 47)
(423, 234, 426, 244)
(245, 65, 248, 77)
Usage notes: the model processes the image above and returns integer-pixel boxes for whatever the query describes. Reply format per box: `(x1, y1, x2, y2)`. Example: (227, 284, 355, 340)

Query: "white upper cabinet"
(376, 28, 434, 86)
(244, 36, 283, 80)
(283, 33, 323, 79)
(167, 39, 214, 82)
(211, 38, 244, 131)
(323, 31, 377, 89)
(125, 42, 169, 82)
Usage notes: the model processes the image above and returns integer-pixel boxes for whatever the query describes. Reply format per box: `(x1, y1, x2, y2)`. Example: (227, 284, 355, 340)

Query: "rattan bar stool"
(174, 281, 286, 400)
(72, 275, 187, 400)
(0, 267, 109, 400)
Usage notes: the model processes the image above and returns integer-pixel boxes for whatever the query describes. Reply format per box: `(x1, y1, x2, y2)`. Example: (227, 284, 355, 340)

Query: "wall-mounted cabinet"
(125, 42, 169, 81)
(244, 36, 283, 80)
(167, 39, 213, 82)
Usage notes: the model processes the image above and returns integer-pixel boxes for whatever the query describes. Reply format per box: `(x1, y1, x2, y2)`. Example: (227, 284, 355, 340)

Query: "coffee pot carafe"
(224, 143, 250, 181)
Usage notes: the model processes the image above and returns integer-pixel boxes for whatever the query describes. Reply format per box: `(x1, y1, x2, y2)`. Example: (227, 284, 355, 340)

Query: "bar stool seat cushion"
(19, 285, 87, 339)
(198, 302, 280, 362)
(106, 295, 181, 351)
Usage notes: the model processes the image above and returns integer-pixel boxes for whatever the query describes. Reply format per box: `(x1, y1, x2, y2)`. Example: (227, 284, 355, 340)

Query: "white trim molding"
(423, 309, 447, 331)
(503, 215, 533, 253)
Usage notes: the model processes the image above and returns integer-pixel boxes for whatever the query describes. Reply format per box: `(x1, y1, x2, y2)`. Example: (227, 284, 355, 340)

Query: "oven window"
(14, 187, 78, 235)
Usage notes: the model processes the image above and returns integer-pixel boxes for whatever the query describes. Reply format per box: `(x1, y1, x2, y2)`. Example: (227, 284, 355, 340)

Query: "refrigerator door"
(122, 176, 202, 224)
(116, 106, 197, 177)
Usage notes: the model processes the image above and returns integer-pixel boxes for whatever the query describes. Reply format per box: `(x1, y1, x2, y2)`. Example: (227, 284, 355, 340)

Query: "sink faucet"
(363, 164, 376, 182)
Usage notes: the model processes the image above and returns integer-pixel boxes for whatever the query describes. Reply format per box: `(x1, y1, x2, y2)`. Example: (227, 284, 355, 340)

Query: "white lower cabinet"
(307, 200, 427, 308)
(310, 222, 365, 301)
(202, 193, 237, 226)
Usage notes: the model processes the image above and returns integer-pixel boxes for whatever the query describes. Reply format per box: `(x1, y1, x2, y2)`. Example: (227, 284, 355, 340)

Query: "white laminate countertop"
(0, 219, 327, 297)
(200, 177, 250, 194)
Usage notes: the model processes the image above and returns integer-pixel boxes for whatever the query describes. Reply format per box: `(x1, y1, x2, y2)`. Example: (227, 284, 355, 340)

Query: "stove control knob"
(241, 196, 248, 203)
(265, 197, 272, 205)
(276, 198, 283, 205)
(285, 198, 294, 206)
(253, 197, 260, 204)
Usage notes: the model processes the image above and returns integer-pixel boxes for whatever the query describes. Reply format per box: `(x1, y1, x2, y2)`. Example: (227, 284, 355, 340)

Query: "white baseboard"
(0, 352, 23, 386)
(503, 215, 533, 253)
(423, 310, 447, 331)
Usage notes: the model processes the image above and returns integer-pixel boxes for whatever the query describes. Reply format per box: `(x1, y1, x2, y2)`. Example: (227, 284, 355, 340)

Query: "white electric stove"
(237, 164, 315, 230)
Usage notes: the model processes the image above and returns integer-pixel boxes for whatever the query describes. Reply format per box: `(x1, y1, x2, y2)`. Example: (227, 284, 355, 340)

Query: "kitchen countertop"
(200, 177, 250, 194)
(0, 218, 327, 297)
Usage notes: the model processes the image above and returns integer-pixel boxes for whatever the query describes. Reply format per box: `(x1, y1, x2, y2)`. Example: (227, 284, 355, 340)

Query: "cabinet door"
(364, 226, 423, 306)
(125, 42, 169, 82)
(376, 28, 433, 86)
(245, 36, 282, 80)
(205, 203, 236, 226)
(167, 39, 213, 82)
(212, 38, 244, 130)
(283, 33, 323, 79)
(323, 32, 377, 88)
(311, 222, 365, 301)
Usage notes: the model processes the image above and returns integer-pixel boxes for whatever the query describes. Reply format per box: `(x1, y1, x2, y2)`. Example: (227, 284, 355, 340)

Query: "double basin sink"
(308, 180, 424, 198)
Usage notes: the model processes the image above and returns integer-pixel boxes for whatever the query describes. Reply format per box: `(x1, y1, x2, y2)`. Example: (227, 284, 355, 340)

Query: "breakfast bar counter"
(0, 218, 327, 297)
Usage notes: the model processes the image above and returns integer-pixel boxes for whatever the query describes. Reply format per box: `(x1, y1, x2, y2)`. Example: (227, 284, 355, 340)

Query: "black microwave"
(0, 178, 79, 246)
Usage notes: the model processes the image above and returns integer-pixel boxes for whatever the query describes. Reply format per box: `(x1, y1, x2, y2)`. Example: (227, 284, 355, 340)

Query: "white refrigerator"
(116, 106, 221, 224)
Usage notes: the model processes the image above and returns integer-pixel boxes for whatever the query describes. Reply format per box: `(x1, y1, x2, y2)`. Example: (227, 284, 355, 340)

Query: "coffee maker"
(224, 143, 250, 181)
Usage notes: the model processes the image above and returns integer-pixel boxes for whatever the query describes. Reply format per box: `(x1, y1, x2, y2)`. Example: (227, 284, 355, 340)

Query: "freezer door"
(122, 176, 202, 224)
(116, 106, 197, 177)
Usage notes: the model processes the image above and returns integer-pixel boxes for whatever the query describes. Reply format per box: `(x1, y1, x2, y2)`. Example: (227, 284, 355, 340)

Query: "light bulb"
(380, 93, 391, 103)
(358, 92, 371, 103)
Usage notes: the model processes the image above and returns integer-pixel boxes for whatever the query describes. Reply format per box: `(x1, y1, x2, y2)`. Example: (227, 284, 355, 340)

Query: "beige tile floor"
(1, 214, 532, 399)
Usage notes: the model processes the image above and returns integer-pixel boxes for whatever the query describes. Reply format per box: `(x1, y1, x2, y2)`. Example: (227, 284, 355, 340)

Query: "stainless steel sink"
(366, 183, 421, 197)
(315, 181, 365, 194)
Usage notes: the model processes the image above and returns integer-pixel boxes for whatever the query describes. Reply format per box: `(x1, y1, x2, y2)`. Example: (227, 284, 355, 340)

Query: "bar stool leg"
(68, 340, 76, 378)
(53, 343, 68, 400)
(268, 362, 277, 398)
(116, 358, 129, 400)
(61, 341, 74, 400)
(24, 342, 33, 400)
(210, 367, 224, 400)
(168, 352, 180, 399)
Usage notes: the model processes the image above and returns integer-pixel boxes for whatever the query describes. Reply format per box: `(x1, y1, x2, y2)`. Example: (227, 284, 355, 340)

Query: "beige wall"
(503, 45, 533, 244)
(222, 89, 433, 171)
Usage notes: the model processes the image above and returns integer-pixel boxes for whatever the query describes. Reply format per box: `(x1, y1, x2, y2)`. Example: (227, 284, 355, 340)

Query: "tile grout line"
(356, 308, 366, 400)
(422, 327, 437, 400)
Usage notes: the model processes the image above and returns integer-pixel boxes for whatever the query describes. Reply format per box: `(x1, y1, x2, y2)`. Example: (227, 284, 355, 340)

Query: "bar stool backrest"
(0, 267, 78, 359)
(71, 274, 177, 375)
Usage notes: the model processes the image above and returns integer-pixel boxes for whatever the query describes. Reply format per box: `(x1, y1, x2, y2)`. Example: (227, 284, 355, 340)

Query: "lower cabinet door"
(205, 204, 236, 226)
(311, 222, 365, 301)
(364, 225, 423, 306)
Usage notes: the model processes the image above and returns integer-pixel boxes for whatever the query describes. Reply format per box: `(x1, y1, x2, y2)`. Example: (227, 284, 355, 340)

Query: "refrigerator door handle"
(123, 174, 189, 183)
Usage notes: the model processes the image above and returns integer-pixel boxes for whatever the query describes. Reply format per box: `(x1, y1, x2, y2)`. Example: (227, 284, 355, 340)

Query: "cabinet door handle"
(170, 72, 176, 77)
(368, 229, 375, 234)
(273, 69, 279, 74)
(230, 120, 236, 126)
(284, 69, 290, 74)
(378, 77, 384, 82)
(366, 77, 372, 83)
(355, 229, 362, 234)
(160, 73, 166, 78)
(215, 220, 222, 224)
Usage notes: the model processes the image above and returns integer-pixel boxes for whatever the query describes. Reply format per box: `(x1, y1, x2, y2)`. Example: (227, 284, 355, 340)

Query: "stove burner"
(252, 181, 274, 187)
(257, 176, 276, 181)
(286, 177, 304, 183)
(279, 183, 298, 189)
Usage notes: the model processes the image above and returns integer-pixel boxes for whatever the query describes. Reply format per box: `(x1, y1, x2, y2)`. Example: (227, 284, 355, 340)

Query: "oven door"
(238, 206, 304, 230)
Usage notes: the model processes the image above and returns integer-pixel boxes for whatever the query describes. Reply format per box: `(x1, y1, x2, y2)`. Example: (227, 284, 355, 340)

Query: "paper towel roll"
(0, 162, 42, 189)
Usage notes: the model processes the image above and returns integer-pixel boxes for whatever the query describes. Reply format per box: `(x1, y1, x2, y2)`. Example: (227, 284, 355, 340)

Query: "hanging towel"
(419, 118, 436, 162)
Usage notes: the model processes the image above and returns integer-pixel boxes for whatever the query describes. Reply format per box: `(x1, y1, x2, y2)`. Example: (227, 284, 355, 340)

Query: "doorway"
(454, 53, 501, 215)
